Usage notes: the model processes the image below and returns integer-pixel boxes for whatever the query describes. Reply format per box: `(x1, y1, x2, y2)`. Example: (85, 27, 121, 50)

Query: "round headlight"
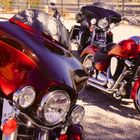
(98, 18, 108, 28)
(90, 18, 96, 25)
(71, 105, 85, 124)
(13, 86, 36, 108)
(41, 90, 70, 125)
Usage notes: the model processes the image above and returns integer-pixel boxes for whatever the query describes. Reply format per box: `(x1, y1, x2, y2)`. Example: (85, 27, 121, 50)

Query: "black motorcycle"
(70, 2, 122, 54)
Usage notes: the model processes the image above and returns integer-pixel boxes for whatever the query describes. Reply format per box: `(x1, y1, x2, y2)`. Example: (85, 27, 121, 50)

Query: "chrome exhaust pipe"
(87, 80, 113, 94)
(88, 77, 107, 86)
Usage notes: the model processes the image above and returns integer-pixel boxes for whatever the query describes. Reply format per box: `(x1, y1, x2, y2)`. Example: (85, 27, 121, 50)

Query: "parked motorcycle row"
(0, 2, 140, 140)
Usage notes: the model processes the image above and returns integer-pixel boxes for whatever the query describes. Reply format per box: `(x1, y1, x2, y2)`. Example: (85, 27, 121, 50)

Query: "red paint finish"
(108, 39, 139, 58)
(58, 134, 68, 140)
(94, 61, 109, 71)
(9, 18, 36, 33)
(80, 44, 98, 57)
(2, 118, 17, 135)
(0, 40, 37, 96)
(131, 79, 140, 100)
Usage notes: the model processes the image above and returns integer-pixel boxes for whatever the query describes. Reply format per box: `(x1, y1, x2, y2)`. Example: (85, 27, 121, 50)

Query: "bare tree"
(26, 0, 40, 8)
(1, 0, 13, 12)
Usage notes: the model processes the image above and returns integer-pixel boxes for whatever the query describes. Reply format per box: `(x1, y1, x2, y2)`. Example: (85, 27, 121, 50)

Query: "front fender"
(131, 78, 140, 100)
(67, 124, 84, 140)
(80, 44, 98, 58)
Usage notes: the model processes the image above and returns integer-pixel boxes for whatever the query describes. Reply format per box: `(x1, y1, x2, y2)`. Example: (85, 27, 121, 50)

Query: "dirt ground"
(64, 19, 140, 140)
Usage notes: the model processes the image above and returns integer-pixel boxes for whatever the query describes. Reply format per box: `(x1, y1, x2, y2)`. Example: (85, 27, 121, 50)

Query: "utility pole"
(61, 0, 63, 15)
(78, 0, 80, 11)
(122, 0, 125, 16)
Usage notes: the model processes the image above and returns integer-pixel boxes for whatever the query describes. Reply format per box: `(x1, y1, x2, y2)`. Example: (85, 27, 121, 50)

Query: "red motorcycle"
(0, 9, 88, 140)
(81, 35, 140, 113)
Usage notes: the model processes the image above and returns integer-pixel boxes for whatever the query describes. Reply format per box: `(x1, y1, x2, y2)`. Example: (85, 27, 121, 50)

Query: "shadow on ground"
(79, 87, 140, 120)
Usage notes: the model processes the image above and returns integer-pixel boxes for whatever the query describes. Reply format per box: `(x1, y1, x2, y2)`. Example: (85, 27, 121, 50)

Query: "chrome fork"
(37, 131, 49, 140)
(2, 129, 17, 140)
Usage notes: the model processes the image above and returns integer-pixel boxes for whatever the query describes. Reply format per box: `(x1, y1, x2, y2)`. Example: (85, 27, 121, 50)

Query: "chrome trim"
(37, 90, 70, 125)
(125, 60, 132, 67)
(37, 131, 49, 140)
(13, 86, 36, 109)
(19, 109, 70, 131)
(87, 80, 113, 94)
(71, 105, 85, 124)
(2, 129, 18, 140)
(87, 70, 130, 94)
(112, 70, 130, 89)
(88, 77, 107, 86)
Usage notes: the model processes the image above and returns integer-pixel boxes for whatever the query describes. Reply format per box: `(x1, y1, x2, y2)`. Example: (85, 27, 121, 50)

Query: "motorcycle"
(69, 2, 122, 55)
(0, 9, 88, 140)
(80, 34, 140, 113)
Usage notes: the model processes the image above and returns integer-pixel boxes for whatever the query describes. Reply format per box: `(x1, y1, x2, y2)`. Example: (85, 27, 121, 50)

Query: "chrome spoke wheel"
(82, 54, 93, 71)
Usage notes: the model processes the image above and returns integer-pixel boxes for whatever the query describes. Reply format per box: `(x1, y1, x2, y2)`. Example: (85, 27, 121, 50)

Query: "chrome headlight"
(40, 90, 70, 125)
(13, 86, 36, 108)
(90, 18, 96, 25)
(98, 18, 108, 28)
(71, 105, 85, 124)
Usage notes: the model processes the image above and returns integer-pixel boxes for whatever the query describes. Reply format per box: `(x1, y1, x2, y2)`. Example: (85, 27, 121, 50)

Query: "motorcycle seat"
(94, 43, 115, 62)
(104, 42, 116, 52)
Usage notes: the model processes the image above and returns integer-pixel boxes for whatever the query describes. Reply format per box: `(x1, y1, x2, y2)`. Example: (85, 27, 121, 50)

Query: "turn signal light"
(1, 118, 17, 135)
(58, 134, 68, 140)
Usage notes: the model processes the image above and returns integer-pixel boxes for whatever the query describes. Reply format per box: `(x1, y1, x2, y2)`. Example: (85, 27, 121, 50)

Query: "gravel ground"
(79, 88, 140, 140)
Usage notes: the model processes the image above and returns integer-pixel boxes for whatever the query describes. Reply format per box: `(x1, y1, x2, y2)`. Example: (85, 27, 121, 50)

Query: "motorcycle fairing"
(10, 9, 69, 47)
(0, 20, 87, 98)
(94, 60, 109, 71)
(0, 39, 36, 96)
(79, 3, 121, 23)
(108, 39, 140, 59)
(80, 44, 98, 57)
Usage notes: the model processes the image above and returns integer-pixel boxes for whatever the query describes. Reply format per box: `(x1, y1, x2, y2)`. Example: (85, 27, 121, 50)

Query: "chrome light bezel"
(71, 105, 85, 124)
(13, 86, 36, 109)
(98, 18, 109, 29)
(38, 90, 71, 125)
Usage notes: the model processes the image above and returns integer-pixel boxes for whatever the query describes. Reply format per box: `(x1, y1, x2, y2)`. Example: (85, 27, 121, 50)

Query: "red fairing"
(131, 79, 140, 100)
(0, 40, 36, 96)
(108, 39, 140, 58)
(80, 44, 98, 57)
(94, 61, 109, 71)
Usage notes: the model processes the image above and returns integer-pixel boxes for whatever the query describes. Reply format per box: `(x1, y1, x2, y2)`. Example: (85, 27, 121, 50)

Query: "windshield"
(79, 2, 121, 21)
(10, 9, 59, 36)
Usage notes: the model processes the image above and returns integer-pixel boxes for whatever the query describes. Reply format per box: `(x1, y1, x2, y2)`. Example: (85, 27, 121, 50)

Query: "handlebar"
(122, 16, 140, 26)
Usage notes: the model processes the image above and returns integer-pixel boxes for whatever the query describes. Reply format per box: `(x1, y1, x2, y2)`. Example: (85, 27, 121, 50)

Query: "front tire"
(134, 88, 140, 113)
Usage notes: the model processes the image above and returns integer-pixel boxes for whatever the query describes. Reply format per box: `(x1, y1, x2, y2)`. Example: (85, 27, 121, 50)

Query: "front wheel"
(82, 54, 94, 73)
(134, 88, 140, 113)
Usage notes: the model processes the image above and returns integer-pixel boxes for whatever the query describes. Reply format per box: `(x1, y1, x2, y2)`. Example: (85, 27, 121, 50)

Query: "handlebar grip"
(123, 16, 140, 26)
